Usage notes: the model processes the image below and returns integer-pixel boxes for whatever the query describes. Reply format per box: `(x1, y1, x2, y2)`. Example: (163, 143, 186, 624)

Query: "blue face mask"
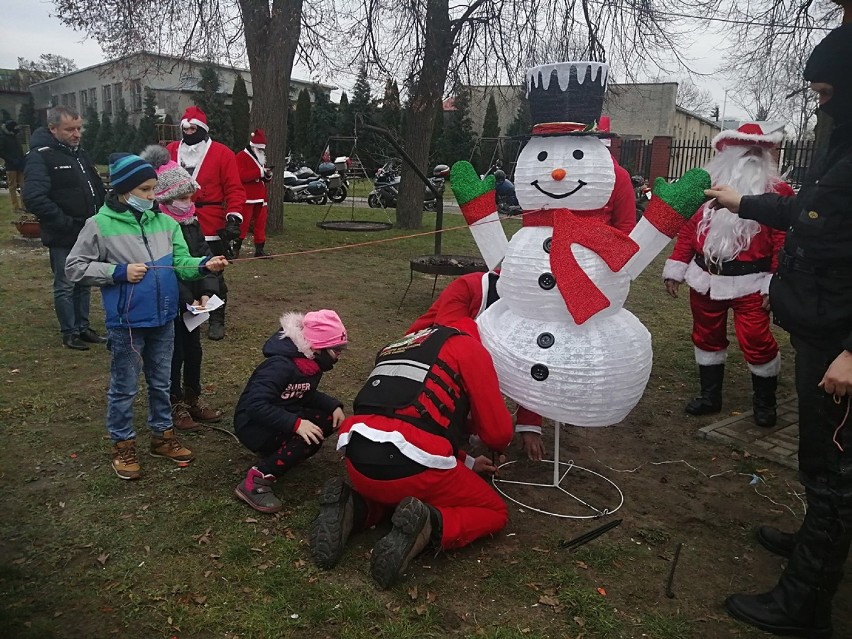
(126, 194, 154, 211)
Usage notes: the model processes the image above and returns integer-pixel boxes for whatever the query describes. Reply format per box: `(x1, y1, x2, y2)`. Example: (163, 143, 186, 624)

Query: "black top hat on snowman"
(525, 61, 611, 136)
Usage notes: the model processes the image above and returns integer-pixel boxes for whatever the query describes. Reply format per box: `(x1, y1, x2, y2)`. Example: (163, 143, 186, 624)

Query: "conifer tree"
(112, 98, 138, 153)
(83, 107, 100, 154)
(93, 113, 114, 164)
(479, 94, 501, 173)
(136, 88, 159, 148)
(381, 78, 402, 134)
(291, 88, 312, 160)
(194, 66, 233, 148)
(443, 86, 478, 166)
(310, 88, 337, 163)
(336, 91, 353, 136)
(17, 94, 38, 128)
(231, 74, 250, 150)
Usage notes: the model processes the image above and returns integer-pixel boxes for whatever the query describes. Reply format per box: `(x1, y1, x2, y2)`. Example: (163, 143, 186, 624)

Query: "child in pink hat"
(233, 310, 348, 513)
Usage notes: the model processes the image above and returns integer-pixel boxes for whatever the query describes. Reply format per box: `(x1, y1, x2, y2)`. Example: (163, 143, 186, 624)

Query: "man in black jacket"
(23, 105, 106, 350)
(0, 120, 26, 211)
(707, 24, 852, 639)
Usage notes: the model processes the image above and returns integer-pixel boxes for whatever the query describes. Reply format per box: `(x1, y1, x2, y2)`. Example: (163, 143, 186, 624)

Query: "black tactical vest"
(353, 326, 470, 453)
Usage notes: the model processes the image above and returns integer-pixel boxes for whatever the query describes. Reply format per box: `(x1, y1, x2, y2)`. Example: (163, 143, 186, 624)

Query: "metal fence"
(619, 138, 652, 178)
(777, 139, 819, 189)
(667, 138, 715, 181)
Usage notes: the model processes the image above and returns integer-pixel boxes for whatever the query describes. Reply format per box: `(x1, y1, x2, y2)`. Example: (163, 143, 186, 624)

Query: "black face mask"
(182, 128, 209, 146)
(314, 350, 336, 372)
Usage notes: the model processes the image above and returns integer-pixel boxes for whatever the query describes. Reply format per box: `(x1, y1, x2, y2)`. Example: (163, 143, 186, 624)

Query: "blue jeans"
(106, 323, 175, 443)
(49, 246, 91, 336)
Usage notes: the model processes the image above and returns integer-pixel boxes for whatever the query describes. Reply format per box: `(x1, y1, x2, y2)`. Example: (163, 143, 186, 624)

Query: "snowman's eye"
(573, 150, 584, 160)
(537, 151, 548, 162)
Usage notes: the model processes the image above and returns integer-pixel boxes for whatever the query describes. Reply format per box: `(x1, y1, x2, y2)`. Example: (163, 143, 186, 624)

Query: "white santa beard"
(253, 148, 266, 165)
(514, 136, 616, 211)
(178, 138, 210, 170)
(698, 148, 778, 263)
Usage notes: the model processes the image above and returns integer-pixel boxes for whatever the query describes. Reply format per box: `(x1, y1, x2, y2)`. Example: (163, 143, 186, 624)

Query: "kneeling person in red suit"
(310, 318, 513, 588)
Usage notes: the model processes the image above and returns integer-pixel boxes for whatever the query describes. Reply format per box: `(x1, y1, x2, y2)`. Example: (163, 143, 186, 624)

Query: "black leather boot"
(757, 525, 796, 558)
(685, 364, 724, 415)
(208, 307, 225, 341)
(232, 238, 242, 259)
(254, 242, 272, 259)
(726, 484, 851, 638)
(752, 374, 778, 427)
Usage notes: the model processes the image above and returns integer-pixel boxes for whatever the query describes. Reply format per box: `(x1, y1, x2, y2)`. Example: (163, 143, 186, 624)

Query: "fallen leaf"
(408, 586, 418, 600)
(385, 602, 400, 612)
(573, 616, 585, 627)
(167, 616, 173, 625)
(54, 611, 63, 618)
(538, 595, 560, 607)
(531, 547, 550, 553)
(144, 545, 150, 554)
(414, 605, 428, 616)
(193, 595, 207, 605)
(426, 591, 437, 603)
(96, 553, 110, 566)
(597, 587, 607, 596)
(204, 570, 212, 578)
(575, 561, 589, 570)
(294, 559, 306, 569)
(59, 501, 65, 509)
(244, 517, 259, 524)
(282, 528, 296, 540)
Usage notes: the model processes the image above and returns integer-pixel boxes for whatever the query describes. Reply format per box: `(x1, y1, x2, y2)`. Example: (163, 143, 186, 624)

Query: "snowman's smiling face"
(515, 135, 615, 211)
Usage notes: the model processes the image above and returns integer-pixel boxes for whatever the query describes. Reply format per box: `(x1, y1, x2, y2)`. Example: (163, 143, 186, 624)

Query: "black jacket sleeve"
(739, 192, 800, 231)
(305, 389, 344, 414)
(22, 152, 77, 232)
(243, 357, 301, 435)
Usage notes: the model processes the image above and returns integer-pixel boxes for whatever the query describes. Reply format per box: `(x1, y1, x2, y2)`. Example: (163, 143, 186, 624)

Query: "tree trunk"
(240, 0, 303, 233)
(396, 0, 453, 229)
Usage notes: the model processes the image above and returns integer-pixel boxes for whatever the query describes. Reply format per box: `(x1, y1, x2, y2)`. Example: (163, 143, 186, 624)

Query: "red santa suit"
(337, 318, 513, 549)
(166, 107, 245, 241)
(235, 129, 269, 244)
(663, 163, 793, 373)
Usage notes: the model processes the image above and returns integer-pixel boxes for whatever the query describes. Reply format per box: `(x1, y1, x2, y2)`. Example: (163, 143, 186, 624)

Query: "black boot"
(685, 364, 724, 415)
(208, 307, 225, 341)
(752, 374, 778, 428)
(254, 242, 272, 259)
(757, 525, 796, 558)
(726, 484, 851, 638)
(232, 238, 242, 259)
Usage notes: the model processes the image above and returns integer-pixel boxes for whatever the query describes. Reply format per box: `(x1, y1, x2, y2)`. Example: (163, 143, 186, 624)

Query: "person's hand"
(472, 454, 504, 475)
(520, 432, 545, 461)
(704, 185, 743, 214)
(820, 351, 852, 397)
(295, 419, 324, 445)
(218, 214, 242, 242)
(332, 407, 346, 430)
(206, 256, 228, 272)
(665, 279, 680, 299)
(761, 294, 770, 311)
(127, 263, 148, 283)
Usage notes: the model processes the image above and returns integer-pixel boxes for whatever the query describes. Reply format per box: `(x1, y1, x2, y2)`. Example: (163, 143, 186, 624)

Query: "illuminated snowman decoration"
(456, 61, 675, 427)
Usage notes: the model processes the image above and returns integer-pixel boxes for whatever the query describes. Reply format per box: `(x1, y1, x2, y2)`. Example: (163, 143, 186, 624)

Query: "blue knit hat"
(108, 153, 158, 194)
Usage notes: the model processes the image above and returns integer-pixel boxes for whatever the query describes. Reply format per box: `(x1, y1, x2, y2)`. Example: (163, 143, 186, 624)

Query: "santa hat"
(249, 128, 267, 148)
(712, 122, 784, 152)
(180, 106, 209, 131)
(139, 144, 198, 202)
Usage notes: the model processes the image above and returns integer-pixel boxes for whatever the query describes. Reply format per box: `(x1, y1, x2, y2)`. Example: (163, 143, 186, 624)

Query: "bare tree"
(675, 78, 714, 115)
(340, 0, 718, 228)
(53, 0, 315, 232)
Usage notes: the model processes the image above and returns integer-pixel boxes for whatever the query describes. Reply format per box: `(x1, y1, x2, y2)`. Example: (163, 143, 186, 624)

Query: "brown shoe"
(184, 389, 222, 423)
(150, 429, 194, 464)
(112, 439, 141, 480)
(171, 399, 202, 431)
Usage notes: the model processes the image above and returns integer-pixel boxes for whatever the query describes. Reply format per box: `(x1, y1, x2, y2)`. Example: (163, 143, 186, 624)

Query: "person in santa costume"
(663, 123, 794, 427)
(234, 128, 273, 259)
(308, 318, 513, 589)
(167, 106, 245, 340)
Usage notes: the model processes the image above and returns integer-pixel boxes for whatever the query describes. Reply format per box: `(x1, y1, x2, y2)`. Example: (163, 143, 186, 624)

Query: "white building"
(28, 52, 335, 126)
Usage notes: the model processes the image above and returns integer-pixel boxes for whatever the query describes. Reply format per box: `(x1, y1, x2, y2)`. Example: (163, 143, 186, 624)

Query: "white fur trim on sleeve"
(464, 454, 476, 470)
(623, 216, 673, 279)
(515, 424, 543, 435)
(663, 259, 689, 282)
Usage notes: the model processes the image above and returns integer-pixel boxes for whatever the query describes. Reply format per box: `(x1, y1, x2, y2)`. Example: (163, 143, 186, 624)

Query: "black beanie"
(803, 24, 852, 122)
(108, 153, 158, 194)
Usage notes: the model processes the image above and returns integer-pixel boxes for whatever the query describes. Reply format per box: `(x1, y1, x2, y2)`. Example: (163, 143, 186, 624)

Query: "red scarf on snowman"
(523, 209, 638, 324)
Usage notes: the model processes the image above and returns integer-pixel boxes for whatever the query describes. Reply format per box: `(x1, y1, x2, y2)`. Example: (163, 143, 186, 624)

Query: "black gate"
(619, 139, 652, 178)
(667, 138, 714, 180)
(778, 139, 818, 189)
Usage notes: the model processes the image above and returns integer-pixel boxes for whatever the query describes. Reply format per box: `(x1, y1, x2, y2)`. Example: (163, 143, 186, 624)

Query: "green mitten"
(451, 161, 497, 223)
(651, 167, 711, 219)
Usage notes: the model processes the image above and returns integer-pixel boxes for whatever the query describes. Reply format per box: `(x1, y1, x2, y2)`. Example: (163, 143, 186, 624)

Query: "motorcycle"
(367, 161, 449, 211)
(281, 156, 329, 205)
(316, 155, 350, 203)
(631, 174, 651, 220)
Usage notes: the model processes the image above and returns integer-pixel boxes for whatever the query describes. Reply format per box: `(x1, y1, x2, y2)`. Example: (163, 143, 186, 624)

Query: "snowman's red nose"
(551, 168, 566, 181)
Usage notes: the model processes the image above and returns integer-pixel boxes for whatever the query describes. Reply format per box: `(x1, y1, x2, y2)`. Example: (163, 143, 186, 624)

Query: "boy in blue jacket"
(234, 310, 348, 513)
(65, 153, 228, 479)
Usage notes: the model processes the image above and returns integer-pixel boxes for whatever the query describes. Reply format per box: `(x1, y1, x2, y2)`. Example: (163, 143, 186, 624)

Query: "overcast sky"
(0, 0, 751, 120)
